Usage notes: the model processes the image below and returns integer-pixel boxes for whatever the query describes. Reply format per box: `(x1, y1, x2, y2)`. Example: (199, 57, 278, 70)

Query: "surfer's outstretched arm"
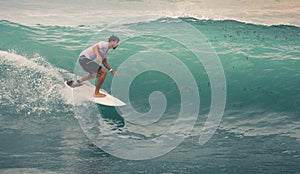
(102, 58, 118, 76)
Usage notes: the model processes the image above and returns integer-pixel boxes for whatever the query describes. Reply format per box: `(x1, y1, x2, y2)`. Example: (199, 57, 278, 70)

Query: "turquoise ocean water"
(1, 1, 300, 173)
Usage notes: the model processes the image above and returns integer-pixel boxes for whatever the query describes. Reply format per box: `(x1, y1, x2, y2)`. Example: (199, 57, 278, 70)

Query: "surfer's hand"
(111, 71, 118, 76)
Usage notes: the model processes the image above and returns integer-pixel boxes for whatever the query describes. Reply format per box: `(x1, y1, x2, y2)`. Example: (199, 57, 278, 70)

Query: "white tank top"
(80, 41, 109, 60)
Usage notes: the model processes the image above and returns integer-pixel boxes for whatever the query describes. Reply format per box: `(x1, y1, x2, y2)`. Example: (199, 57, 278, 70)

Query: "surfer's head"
(108, 35, 120, 49)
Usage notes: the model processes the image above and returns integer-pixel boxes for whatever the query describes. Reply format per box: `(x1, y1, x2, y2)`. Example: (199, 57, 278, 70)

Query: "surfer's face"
(112, 41, 119, 49)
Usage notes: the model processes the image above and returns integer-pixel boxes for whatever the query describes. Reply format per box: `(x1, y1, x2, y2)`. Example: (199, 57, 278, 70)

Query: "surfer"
(67, 35, 119, 97)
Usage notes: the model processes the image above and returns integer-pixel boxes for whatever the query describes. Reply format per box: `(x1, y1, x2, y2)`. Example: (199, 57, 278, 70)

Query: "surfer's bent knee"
(95, 69, 107, 78)
(99, 69, 107, 76)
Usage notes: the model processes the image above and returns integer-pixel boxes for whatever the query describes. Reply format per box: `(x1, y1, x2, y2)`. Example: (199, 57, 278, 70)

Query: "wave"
(2, 16, 300, 35)
(1, 17, 299, 143)
(1, 52, 299, 153)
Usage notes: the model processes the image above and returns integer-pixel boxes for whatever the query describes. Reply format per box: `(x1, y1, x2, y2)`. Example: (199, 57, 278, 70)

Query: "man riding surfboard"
(67, 35, 119, 97)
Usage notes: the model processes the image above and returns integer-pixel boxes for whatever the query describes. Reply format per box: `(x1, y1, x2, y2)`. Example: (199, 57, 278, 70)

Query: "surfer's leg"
(75, 57, 101, 85)
(94, 68, 107, 98)
(70, 73, 95, 86)
(79, 73, 97, 82)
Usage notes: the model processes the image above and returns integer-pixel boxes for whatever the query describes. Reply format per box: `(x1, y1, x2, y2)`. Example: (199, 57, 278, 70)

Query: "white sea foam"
(0, 50, 74, 107)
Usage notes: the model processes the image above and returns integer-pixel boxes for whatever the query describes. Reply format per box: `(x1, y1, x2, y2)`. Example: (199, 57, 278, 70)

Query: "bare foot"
(94, 93, 106, 98)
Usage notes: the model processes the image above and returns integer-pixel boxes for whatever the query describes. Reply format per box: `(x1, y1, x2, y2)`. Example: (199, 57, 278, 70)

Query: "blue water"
(1, 16, 300, 173)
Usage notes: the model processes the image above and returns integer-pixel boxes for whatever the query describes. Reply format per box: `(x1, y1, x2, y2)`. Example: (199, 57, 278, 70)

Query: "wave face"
(0, 18, 300, 173)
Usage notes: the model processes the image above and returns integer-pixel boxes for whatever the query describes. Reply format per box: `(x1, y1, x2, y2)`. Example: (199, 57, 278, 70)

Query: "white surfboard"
(64, 81, 126, 106)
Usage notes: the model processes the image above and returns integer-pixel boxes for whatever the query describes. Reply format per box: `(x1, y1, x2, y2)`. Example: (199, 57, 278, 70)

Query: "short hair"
(108, 35, 120, 42)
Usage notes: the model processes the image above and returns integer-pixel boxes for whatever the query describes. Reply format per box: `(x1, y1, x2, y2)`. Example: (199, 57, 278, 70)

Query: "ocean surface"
(1, 0, 300, 173)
